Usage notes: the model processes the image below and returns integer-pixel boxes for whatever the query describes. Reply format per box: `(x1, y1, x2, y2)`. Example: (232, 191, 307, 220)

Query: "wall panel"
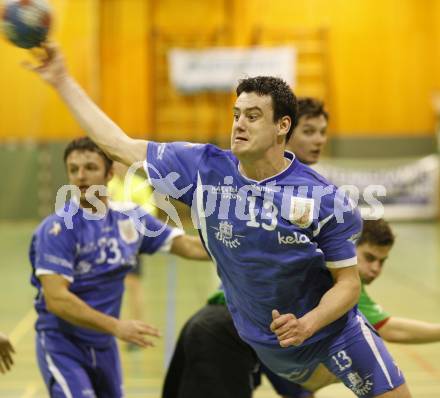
(246, 0, 437, 135)
(1, 0, 439, 142)
(99, 0, 152, 138)
(0, 0, 100, 141)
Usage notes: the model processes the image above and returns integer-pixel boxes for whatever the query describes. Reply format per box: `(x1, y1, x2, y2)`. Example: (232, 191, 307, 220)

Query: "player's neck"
(239, 154, 290, 181)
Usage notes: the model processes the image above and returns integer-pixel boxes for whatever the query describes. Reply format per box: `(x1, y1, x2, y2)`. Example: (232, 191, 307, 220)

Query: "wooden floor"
(1, 220, 439, 397)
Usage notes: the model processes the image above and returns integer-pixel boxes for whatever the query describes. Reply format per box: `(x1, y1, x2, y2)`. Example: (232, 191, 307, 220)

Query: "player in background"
(108, 161, 157, 344)
(357, 219, 440, 343)
(285, 98, 327, 165)
(0, 332, 15, 374)
(26, 44, 411, 397)
(30, 137, 209, 397)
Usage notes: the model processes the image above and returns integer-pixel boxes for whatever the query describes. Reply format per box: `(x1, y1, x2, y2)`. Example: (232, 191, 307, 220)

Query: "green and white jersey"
(358, 284, 390, 329)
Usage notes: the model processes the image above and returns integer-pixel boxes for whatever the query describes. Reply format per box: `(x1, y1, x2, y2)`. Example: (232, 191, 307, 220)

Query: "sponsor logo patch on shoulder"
(118, 219, 139, 244)
(289, 197, 314, 228)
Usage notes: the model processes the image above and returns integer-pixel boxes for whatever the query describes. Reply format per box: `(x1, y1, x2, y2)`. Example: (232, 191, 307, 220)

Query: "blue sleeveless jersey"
(29, 201, 173, 347)
(145, 142, 362, 348)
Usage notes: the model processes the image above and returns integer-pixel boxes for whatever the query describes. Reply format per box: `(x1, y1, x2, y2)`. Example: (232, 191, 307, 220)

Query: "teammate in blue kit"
(27, 43, 411, 397)
(30, 137, 209, 397)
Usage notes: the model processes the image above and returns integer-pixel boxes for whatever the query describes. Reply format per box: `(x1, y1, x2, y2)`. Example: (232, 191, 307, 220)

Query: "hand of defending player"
(115, 320, 161, 348)
(23, 42, 69, 87)
(0, 332, 15, 374)
(270, 309, 312, 347)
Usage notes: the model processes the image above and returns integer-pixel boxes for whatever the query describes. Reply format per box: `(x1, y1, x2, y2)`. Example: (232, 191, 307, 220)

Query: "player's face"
(287, 115, 327, 165)
(356, 243, 392, 284)
(231, 92, 287, 160)
(65, 150, 113, 205)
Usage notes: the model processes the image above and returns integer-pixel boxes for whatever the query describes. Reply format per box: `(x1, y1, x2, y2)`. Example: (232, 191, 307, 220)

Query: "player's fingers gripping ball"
(1, 0, 51, 49)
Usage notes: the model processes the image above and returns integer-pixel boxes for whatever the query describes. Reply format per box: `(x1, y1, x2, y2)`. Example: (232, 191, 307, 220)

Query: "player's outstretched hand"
(270, 309, 311, 347)
(0, 332, 15, 374)
(115, 320, 161, 348)
(22, 42, 69, 87)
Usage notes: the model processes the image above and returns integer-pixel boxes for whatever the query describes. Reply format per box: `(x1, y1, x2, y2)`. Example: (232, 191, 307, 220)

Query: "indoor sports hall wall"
(0, 0, 100, 140)
(1, 0, 440, 219)
(1, 0, 440, 143)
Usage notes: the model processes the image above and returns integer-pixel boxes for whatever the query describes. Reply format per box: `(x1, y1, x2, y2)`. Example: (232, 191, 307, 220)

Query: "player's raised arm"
(25, 43, 147, 166)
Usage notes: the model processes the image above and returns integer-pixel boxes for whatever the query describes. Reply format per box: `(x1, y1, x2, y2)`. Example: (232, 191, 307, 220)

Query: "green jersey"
(207, 290, 226, 305)
(357, 284, 390, 328)
(208, 283, 390, 329)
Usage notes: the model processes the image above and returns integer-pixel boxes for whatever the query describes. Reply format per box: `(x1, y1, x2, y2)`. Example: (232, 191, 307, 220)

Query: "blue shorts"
(253, 313, 405, 398)
(36, 330, 123, 398)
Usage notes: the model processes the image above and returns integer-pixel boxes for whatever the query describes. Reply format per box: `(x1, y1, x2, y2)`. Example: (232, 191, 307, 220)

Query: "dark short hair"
(63, 137, 113, 174)
(357, 219, 395, 247)
(236, 76, 298, 142)
(297, 97, 328, 121)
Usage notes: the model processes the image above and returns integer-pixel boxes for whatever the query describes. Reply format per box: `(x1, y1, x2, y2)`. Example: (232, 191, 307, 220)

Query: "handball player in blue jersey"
(161, 97, 328, 398)
(30, 137, 209, 397)
(27, 44, 411, 397)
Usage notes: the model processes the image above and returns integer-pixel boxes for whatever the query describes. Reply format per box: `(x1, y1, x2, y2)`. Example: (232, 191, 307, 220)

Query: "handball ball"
(1, 0, 51, 49)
